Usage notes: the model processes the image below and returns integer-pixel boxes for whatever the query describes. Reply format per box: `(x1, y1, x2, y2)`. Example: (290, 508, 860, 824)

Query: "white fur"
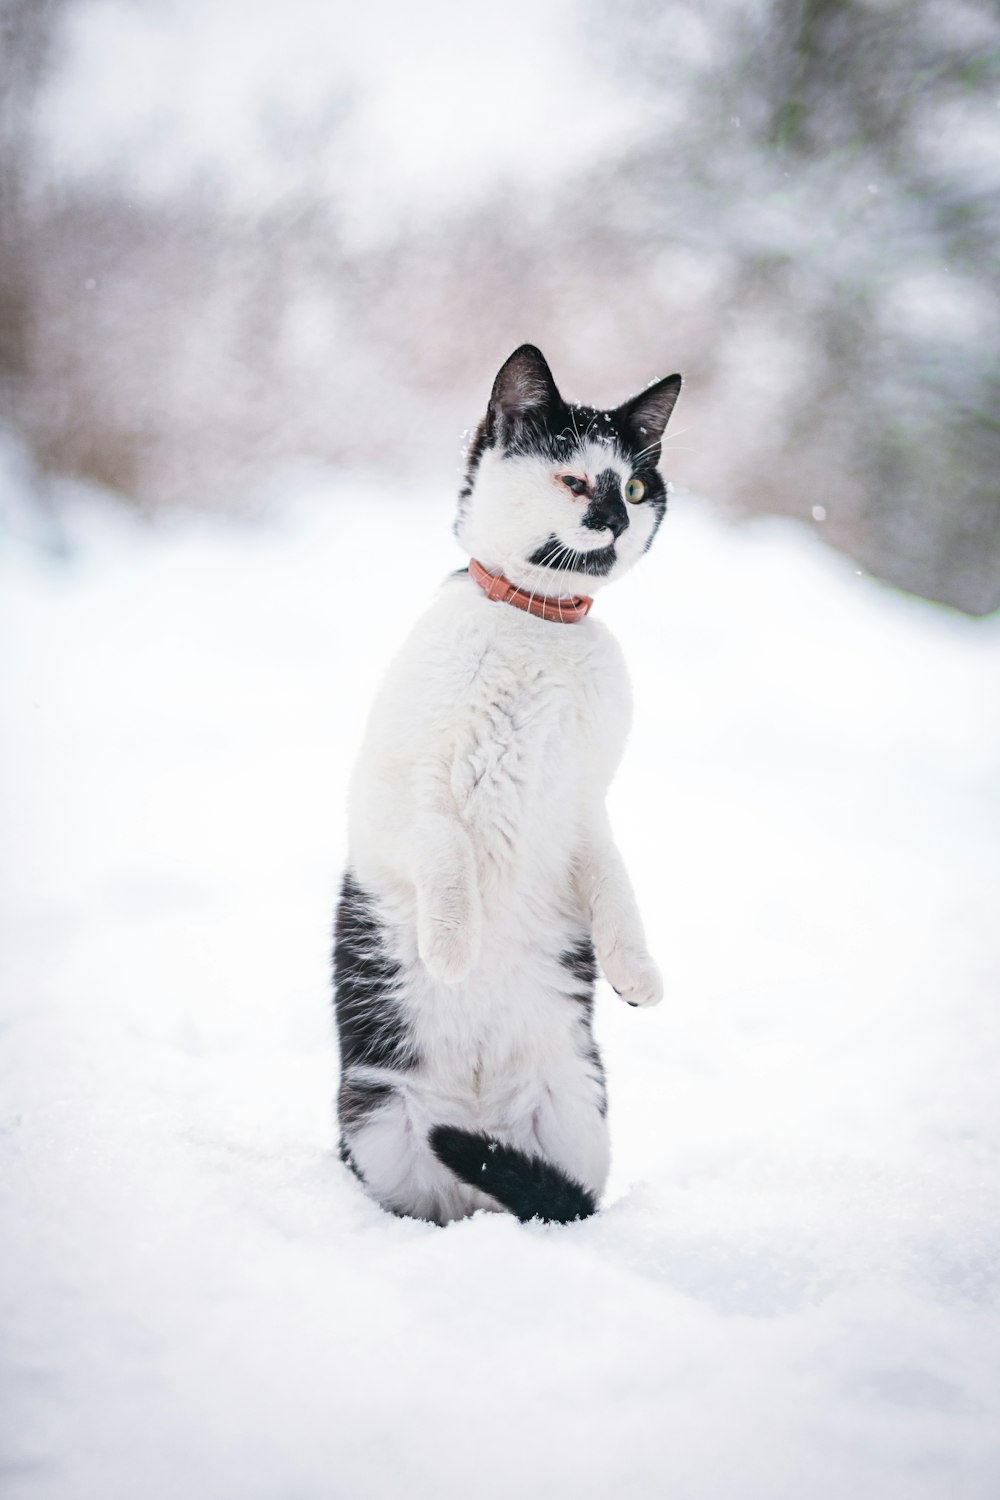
(340, 438, 663, 1221)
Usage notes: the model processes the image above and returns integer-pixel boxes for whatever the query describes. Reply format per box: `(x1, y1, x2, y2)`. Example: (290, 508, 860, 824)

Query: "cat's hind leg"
(429, 1046, 611, 1224)
(339, 1069, 490, 1225)
(526, 1053, 611, 1202)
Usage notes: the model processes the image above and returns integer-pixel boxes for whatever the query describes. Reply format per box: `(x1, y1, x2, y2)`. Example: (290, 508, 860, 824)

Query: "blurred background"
(1, 0, 998, 613)
(4, 9, 1000, 1492)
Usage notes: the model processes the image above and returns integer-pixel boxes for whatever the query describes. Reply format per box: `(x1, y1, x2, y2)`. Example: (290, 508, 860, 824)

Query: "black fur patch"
(560, 939, 605, 1111)
(527, 534, 618, 577)
(642, 506, 667, 554)
(429, 1126, 597, 1224)
(338, 1134, 364, 1180)
(582, 469, 629, 540)
(561, 937, 598, 986)
(581, 1036, 608, 1118)
(338, 1076, 396, 1130)
(456, 415, 493, 531)
(332, 871, 415, 1072)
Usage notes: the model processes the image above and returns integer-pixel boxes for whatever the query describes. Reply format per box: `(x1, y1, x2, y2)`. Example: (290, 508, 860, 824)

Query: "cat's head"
(456, 345, 682, 596)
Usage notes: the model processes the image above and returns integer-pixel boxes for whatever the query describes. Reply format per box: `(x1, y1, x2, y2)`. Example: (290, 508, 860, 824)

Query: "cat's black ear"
(489, 345, 562, 426)
(616, 374, 682, 451)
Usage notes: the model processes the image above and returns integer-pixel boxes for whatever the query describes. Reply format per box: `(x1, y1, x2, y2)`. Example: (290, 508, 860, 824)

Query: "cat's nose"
(582, 471, 629, 540)
(582, 499, 628, 539)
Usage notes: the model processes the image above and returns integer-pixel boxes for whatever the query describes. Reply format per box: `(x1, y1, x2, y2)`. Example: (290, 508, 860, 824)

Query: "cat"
(333, 344, 682, 1225)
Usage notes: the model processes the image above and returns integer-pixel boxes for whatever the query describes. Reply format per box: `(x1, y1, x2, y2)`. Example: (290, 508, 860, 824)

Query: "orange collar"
(468, 558, 593, 624)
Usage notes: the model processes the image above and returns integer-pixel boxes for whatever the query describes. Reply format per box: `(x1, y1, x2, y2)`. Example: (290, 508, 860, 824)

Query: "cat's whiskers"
(540, 533, 617, 585)
(632, 440, 661, 465)
(660, 427, 695, 453)
(539, 540, 564, 576)
(553, 539, 579, 578)
(628, 431, 695, 468)
(568, 407, 583, 450)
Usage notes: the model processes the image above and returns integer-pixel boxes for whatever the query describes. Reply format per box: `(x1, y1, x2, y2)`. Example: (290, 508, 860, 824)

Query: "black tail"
(429, 1125, 596, 1224)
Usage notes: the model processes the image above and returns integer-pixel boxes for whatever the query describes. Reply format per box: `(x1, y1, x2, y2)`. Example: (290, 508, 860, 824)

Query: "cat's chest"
(449, 607, 629, 814)
(473, 633, 611, 743)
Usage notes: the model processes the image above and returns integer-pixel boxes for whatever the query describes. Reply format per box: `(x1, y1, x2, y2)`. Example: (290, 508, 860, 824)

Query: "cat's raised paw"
(417, 913, 481, 984)
(415, 861, 483, 985)
(605, 952, 663, 1009)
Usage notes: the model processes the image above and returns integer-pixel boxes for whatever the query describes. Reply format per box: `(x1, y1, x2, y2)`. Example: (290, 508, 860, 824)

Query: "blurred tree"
(0, 0, 66, 391)
(582, 0, 1000, 611)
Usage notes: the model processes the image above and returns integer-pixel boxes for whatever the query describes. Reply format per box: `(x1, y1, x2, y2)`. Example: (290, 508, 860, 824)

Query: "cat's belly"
(398, 902, 594, 1105)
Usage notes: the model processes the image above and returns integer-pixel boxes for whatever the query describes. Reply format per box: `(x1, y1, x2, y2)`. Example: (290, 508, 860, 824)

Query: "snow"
(2, 471, 999, 1499)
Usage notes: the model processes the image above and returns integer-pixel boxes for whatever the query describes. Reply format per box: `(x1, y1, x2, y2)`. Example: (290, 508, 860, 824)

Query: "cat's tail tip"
(429, 1125, 596, 1225)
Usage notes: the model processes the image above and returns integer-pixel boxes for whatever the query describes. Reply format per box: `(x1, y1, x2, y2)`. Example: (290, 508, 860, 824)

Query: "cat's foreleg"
(577, 818, 663, 1008)
(413, 812, 483, 983)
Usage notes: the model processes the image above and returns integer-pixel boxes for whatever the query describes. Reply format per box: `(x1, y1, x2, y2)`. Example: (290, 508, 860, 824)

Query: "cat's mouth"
(527, 533, 617, 578)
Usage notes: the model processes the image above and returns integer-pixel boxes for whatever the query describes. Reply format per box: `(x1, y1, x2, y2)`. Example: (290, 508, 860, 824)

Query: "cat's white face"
(458, 439, 665, 597)
(455, 346, 681, 598)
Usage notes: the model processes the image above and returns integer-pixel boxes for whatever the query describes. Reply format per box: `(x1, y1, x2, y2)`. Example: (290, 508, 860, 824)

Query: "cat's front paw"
(417, 880, 482, 984)
(600, 947, 663, 1008)
(418, 918, 480, 983)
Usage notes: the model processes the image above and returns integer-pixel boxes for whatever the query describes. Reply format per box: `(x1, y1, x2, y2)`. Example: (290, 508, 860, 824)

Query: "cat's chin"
(502, 555, 621, 599)
(527, 534, 617, 579)
(462, 533, 629, 597)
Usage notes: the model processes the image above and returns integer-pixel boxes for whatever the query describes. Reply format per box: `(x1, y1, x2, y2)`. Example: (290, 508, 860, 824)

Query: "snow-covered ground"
(2, 474, 999, 1499)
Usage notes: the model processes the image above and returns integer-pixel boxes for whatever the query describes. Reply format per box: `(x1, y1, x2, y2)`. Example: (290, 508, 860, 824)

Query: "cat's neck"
(468, 558, 593, 625)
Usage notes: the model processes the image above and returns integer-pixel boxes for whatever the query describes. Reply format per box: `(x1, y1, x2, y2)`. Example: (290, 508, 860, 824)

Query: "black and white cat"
(333, 344, 682, 1225)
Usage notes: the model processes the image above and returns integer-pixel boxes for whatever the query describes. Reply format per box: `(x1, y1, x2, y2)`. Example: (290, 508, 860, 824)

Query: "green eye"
(624, 477, 646, 503)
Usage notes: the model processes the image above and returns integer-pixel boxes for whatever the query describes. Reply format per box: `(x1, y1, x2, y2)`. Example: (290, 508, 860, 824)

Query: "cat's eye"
(560, 474, 588, 496)
(625, 478, 646, 503)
